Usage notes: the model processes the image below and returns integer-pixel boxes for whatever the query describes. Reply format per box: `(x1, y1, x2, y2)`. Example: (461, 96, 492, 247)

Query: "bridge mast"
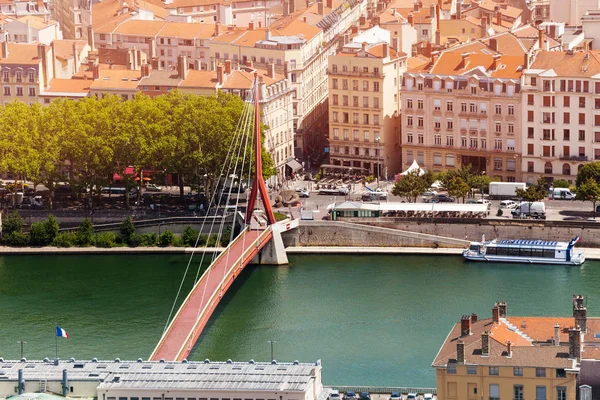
(245, 74, 276, 225)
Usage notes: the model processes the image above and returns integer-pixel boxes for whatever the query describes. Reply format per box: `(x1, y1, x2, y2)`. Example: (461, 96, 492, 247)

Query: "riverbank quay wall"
(287, 219, 600, 248)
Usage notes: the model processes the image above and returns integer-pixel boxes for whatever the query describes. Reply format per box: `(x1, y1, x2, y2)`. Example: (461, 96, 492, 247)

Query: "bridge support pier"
(253, 226, 289, 265)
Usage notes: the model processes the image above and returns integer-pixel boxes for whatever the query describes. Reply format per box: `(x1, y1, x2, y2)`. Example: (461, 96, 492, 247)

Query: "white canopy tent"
(400, 160, 426, 176)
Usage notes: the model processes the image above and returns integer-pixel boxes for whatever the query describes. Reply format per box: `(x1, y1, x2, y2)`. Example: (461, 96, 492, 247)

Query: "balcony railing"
(560, 155, 588, 161)
(328, 70, 385, 78)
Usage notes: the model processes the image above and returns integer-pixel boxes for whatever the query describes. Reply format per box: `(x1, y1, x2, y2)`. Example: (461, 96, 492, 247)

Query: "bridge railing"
(174, 227, 273, 360)
(150, 227, 257, 360)
(327, 386, 437, 395)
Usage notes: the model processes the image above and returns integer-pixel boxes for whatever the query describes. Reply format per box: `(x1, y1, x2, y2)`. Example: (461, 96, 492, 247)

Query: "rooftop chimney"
(283, 0, 289, 16)
(217, 63, 224, 84)
(249, 21, 255, 30)
(554, 323, 560, 346)
(456, 0, 462, 19)
(92, 63, 100, 79)
(456, 340, 465, 364)
(382, 43, 389, 58)
(290, 0, 295, 13)
(481, 331, 489, 356)
(267, 62, 275, 78)
(148, 37, 156, 60)
(573, 295, 587, 333)
(178, 54, 188, 79)
(224, 59, 232, 74)
(498, 302, 507, 317)
(1, 41, 8, 58)
(430, 4, 436, 19)
(326, 0, 332, 8)
(538, 28, 544, 48)
(471, 313, 478, 323)
(506, 341, 512, 358)
(496, 11, 502, 26)
(407, 14, 414, 26)
(569, 326, 582, 361)
(141, 63, 151, 77)
(361, 41, 367, 51)
(359, 15, 366, 25)
(461, 315, 472, 336)
(413, 1, 419, 12)
(151, 57, 159, 70)
(318, 0, 324, 15)
(87, 25, 95, 50)
(492, 304, 500, 323)
(283, 60, 289, 79)
(72, 42, 79, 67)
(352, 25, 359, 34)
(215, 23, 221, 37)
(489, 37, 498, 52)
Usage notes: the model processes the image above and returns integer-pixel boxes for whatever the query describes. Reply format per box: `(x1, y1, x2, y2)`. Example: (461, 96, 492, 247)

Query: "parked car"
(299, 190, 310, 198)
(389, 392, 401, 400)
(425, 194, 455, 203)
(423, 190, 438, 197)
(344, 391, 357, 400)
(499, 200, 517, 209)
(329, 391, 340, 400)
(407, 394, 417, 400)
(145, 183, 162, 192)
(423, 394, 434, 400)
(359, 393, 370, 400)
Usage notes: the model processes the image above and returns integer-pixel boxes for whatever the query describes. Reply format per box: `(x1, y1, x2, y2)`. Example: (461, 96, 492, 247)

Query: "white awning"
(285, 158, 303, 172)
(400, 160, 426, 176)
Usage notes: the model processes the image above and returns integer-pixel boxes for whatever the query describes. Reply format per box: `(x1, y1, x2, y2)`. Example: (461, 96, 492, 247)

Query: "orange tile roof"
(529, 51, 600, 78)
(52, 39, 87, 61)
(166, 0, 219, 8)
(90, 69, 142, 90)
(407, 55, 431, 72)
(489, 321, 533, 347)
(157, 22, 214, 39)
(16, 15, 57, 29)
(179, 69, 218, 88)
(270, 18, 321, 42)
(430, 52, 524, 78)
(0, 43, 40, 65)
(43, 78, 91, 94)
(113, 20, 167, 36)
(480, 32, 528, 56)
(505, 317, 574, 343)
(212, 20, 320, 47)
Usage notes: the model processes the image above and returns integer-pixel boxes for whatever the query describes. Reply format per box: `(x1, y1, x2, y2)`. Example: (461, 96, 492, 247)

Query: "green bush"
(205, 233, 220, 247)
(52, 232, 77, 247)
(76, 218, 94, 246)
(140, 233, 158, 246)
(95, 232, 117, 248)
(221, 226, 233, 246)
(128, 233, 143, 247)
(44, 215, 59, 243)
(274, 212, 287, 222)
(365, 175, 375, 183)
(159, 230, 175, 246)
(2, 211, 23, 236)
(4, 232, 29, 246)
(181, 226, 200, 246)
(29, 221, 49, 246)
(120, 216, 135, 241)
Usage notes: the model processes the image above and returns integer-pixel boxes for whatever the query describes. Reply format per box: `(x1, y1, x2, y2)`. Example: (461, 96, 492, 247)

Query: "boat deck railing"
(327, 386, 436, 395)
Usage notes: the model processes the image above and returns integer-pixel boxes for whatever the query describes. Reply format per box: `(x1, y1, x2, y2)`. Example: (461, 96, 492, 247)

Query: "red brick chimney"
(92, 64, 100, 79)
(249, 21, 255, 30)
(492, 305, 500, 323)
(460, 315, 472, 336)
(407, 14, 414, 26)
(538, 28, 544, 48)
(267, 62, 275, 78)
(456, 340, 465, 363)
(481, 331, 489, 356)
(496, 11, 502, 26)
(506, 341, 512, 357)
(498, 301, 507, 317)
(317, 0, 324, 15)
(382, 43, 389, 58)
(214, 23, 221, 37)
(471, 313, 478, 323)
(217, 63, 224, 84)
(359, 15, 366, 25)
(224, 59, 232, 74)
(141, 63, 151, 77)
(361, 41, 367, 51)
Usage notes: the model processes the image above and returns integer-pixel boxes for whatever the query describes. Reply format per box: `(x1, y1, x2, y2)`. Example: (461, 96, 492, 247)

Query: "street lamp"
(267, 340, 277, 361)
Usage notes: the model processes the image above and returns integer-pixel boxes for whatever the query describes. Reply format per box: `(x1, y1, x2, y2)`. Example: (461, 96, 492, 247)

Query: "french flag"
(56, 326, 69, 339)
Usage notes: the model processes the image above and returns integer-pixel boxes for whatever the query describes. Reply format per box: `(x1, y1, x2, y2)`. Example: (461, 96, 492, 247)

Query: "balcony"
(560, 155, 588, 161)
(328, 70, 385, 78)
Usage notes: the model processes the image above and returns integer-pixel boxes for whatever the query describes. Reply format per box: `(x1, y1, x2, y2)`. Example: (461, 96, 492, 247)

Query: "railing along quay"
(327, 386, 436, 395)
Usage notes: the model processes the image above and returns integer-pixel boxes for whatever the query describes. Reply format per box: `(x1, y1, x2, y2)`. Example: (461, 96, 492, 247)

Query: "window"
(461, 102, 467, 112)
(353, 80, 359, 90)
(494, 158, 503, 171)
(489, 384, 499, 400)
(489, 366, 499, 375)
(417, 99, 424, 109)
(434, 99, 441, 110)
(16, 87, 23, 96)
(332, 79, 338, 89)
(528, 127, 534, 138)
(514, 367, 523, 376)
(28, 87, 35, 97)
(343, 96, 348, 106)
(579, 113, 586, 124)
(363, 97, 369, 108)
(508, 124, 514, 134)
(15, 72, 21, 82)
(418, 117, 423, 127)
(495, 104, 501, 114)
(446, 154, 455, 166)
(363, 114, 369, 124)
(374, 115, 380, 125)
(418, 134, 424, 144)
(508, 105, 514, 115)
(528, 143, 534, 155)
(373, 82, 379, 92)
(407, 98, 413, 109)
(342, 79, 348, 90)
(528, 110, 534, 122)
(333, 95, 338, 106)
(353, 113, 359, 124)
(353, 96, 358, 107)
(447, 101, 453, 111)
(364, 131, 370, 141)
(564, 129, 570, 140)
(514, 385, 524, 400)
(407, 133, 413, 143)
(343, 129, 349, 140)
(447, 119, 453, 130)
(556, 387, 566, 400)
(363, 81, 368, 91)
(470, 103, 477, 113)
(333, 128, 339, 139)
(556, 369, 566, 378)
(434, 135, 441, 145)
(446, 135, 454, 146)
(580, 97, 586, 108)
(579, 130, 586, 141)
(433, 153, 442, 165)
(3, 71, 8, 82)
(333, 112, 338, 122)
(353, 130, 359, 141)
(467, 366, 477, 375)
(343, 113, 349, 123)
(3, 86, 10, 96)
(528, 161, 534, 173)
(407, 116, 413, 126)
(100, 33, 106, 40)
(564, 112, 570, 123)
(28, 71, 34, 82)
(373, 97, 379, 108)
(495, 122, 501, 133)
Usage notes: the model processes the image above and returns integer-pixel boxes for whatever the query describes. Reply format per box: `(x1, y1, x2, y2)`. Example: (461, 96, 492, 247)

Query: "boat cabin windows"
(469, 244, 480, 251)
(487, 246, 560, 258)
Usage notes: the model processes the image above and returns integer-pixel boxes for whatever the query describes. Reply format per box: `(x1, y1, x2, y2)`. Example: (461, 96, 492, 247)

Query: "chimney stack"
(178, 54, 188, 79)
(471, 313, 478, 323)
(72, 42, 79, 67)
(224, 59, 232, 74)
(359, 15, 366, 25)
(217, 63, 224, 84)
(283, 61, 289, 79)
(413, 1, 419, 12)
(283, 0, 289, 16)
(481, 331, 489, 356)
(18, 369, 24, 395)
(267, 62, 275, 78)
(361, 41, 367, 51)
(290, 0, 295, 13)
(92, 63, 100, 79)
(87, 25, 95, 50)
(317, 0, 324, 15)
(151, 57, 159, 70)
(538, 28, 544, 48)
(506, 341, 512, 358)
(498, 302, 507, 317)
(148, 37, 156, 60)
(456, 0, 462, 18)
(141, 63, 151, 77)
(215, 23, 221, 37)
(490, 37, 498, 52)
(382, 42, 389, 58)
(1, 41, 8, 58)
(249, 22, 255, 30)
(492, 304, 500, 323)
(326, 0, 332, 8)
(496, 11, 502, 26)
(461, 315, 472, 336)
(456, 340, 465, 364)
(573, 295, 587, 333)
(569, 326, 582, 360)
(407, 14, 414, 26)
(554, 323, 560, 346)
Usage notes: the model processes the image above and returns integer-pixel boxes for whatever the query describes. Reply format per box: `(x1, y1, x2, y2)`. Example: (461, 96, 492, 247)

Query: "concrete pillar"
(256, 225, 289, 265)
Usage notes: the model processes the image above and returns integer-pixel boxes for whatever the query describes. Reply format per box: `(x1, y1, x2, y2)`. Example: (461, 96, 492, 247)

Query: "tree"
(391, 170, 428, 203)
(576, 162, 600, 187)
(552, 179, 570, 189)
(120, 216, 136, 242)
(575, 178, 600, 217)
(515, 185, 546, 203)
(447, 176, 470, 203)
(468, 175, 492, 199)
(77, 218, 94, 246)
(2, 211, 23, 236)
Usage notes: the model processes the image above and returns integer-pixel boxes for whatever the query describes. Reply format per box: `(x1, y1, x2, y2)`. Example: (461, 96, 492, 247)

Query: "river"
(0, 253, 597, 387)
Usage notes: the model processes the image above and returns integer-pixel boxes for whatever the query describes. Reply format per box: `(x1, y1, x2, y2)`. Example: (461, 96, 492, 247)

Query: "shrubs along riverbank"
(1, 212, 232, 248)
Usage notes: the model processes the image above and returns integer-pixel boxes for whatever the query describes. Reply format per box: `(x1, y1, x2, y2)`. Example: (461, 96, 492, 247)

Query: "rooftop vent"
(226, 359, 232, 364)
(137, 358, 143, 363)
(203, 359, 210, 364)
(249, 360, 255, 364)
(91, 358, 98, 363)
(114, 358, 121, 363)
(182, 359, 188, 364)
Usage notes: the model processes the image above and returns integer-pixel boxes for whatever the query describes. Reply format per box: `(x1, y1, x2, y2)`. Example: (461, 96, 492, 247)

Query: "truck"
(511, 201, 546, 219)
(489, 182, 527, 200)
(318, 185, 349, 196)
(550, 187, 575, 200)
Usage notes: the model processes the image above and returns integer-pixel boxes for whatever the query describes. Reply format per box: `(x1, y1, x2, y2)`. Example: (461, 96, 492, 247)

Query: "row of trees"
(0, 91, 274, 209)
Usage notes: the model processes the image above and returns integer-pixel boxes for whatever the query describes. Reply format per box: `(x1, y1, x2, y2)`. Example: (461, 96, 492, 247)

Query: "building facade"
(521, 50, 600, 184)
(328, 29, 405, 177)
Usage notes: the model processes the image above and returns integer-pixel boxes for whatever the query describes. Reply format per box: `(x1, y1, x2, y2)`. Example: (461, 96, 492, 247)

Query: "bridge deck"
(150, 228, 272, 361)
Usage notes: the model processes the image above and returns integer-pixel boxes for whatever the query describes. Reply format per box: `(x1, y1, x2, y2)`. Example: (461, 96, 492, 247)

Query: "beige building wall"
(328, 43, 404, 177)
(435, 365, 578, 400)
(401, 74, 522, 181)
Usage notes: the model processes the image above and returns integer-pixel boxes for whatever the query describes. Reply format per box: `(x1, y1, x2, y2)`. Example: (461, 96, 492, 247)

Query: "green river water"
(0, 253, 598, 387)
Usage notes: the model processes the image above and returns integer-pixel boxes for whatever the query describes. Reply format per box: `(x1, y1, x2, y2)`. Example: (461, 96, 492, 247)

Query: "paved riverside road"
(151, 229, 263, 361)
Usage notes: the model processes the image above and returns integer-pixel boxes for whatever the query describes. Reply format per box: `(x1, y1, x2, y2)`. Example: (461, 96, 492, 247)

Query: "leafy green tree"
(575, 178, 600, 217)
(468, 175, 492, 199)
(447, 176, 470, 203)
(159, 230, 175, 246)
(552, 179, 570, 189)
(576, 162, 600, 187)
(44, 215, 59, 244)
(29, 215, 59, 246)
(2, 211, 23, 236)
(76, 218, 94, 246)
(516, 185, 546, 202)
(120, 216, 135, 242)
(391, 170, 429, 203)
(181, 226, 200, 247)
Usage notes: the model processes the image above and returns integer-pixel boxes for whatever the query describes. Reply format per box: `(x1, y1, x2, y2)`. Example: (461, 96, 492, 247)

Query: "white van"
(499, 200, 517, 209)
(511, 201, 546, 219)
(551, 187, 575, 200)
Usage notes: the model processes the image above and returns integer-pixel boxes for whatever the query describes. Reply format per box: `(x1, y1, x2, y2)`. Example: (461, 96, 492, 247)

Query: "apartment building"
(378, 9, 418, 55)
(401, 42, 524, 181)
(549, 0, 600, 26)
(0, 42, 54, 105)
(52, 0, 91, 39)
(164, 0, 281, 27)
(0, 15, 62, 45)
(521, 50, 600, 184)
(0, 0, 50, 19)
(433, 296, 600, 400)
(328, 28, 405, 177)
(210, 0, 365, 164)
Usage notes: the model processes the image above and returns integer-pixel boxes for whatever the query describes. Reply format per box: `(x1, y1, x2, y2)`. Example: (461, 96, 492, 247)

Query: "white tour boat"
(462, 236, 585, 266)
